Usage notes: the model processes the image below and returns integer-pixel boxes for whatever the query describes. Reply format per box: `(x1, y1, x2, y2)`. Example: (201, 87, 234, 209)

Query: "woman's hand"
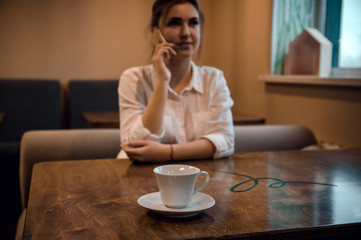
(142, 42, 176, 135)
(121, 140, 170, 163)
(152, 42, 177, 82)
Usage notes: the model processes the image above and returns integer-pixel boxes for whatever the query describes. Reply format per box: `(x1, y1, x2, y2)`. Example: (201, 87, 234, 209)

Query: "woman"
(118, 0, 234, 162)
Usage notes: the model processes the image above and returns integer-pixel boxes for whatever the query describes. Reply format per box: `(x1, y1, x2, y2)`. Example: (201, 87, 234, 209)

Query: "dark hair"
(150, 0, 205, 58)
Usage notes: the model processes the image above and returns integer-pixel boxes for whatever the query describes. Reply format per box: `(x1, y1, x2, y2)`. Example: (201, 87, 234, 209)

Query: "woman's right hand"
(121, 141, 171, 162)
(152, 42, 176, 82)
(142, 42, 176, 135)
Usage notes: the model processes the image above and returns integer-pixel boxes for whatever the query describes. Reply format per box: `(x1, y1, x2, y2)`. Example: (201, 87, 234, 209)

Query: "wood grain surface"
(24, 149, 361, 239)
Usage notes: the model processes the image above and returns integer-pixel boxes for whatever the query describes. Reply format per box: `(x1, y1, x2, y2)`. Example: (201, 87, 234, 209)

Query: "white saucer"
(138, 192, 215, 217)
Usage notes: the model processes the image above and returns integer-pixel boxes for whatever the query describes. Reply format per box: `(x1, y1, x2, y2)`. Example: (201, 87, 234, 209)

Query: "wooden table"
(82, 111, 265, 128)
(24, 149, 361, 239)
(82, 111, 119, 128)
(232, 112, 265, 125)
(0, 112, 5, 126)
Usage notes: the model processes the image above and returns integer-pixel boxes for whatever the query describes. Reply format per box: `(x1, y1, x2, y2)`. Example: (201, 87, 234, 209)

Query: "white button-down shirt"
(117, 61, 234, 159)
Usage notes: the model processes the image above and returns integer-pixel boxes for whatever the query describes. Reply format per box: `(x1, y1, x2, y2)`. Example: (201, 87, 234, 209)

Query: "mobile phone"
(153, 27, 166, 45)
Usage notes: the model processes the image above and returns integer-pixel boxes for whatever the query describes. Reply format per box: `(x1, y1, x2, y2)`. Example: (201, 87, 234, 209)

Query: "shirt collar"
(188, 61, 203, 94)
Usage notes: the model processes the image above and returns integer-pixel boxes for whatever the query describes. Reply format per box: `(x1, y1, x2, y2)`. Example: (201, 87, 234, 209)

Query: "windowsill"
(258, 74, 361, 87)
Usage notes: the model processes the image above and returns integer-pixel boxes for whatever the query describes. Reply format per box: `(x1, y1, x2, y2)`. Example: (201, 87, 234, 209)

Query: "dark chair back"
(68, 80, 119, 128)
(0, 79, 61, 141)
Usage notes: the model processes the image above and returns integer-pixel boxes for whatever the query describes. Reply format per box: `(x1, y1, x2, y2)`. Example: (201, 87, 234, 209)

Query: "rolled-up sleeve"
(200, 70, 235, 159)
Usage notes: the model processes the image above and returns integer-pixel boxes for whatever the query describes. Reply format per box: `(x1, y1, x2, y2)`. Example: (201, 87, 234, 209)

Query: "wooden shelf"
(81, 111, 266, 128)
(259, 74, 361, 87)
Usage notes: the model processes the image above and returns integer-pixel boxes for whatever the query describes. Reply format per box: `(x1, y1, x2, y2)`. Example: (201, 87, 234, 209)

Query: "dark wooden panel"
(0, 113, 5, 126)
(82, 111, 119, 128)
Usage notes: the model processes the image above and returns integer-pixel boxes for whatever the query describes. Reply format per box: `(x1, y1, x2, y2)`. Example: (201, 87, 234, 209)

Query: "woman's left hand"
(121, 140, 170, 162)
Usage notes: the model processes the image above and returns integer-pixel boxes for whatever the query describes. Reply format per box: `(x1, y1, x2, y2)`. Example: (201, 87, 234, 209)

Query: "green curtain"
(273, 0, 313, 74)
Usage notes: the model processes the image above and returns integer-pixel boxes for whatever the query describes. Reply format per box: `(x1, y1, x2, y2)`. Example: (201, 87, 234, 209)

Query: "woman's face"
(159, 3, 201, 59)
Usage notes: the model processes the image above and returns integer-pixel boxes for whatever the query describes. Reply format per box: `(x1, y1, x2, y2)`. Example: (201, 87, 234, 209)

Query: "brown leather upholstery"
(234, 125, 318, 153)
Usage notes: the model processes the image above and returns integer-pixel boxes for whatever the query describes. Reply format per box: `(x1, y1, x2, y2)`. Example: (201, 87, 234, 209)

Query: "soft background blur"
(1, 0, 360, 148)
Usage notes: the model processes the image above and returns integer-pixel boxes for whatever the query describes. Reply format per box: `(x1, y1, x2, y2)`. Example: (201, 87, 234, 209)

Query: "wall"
(0, 0, 154, 81)
(1, 0, 360, 148)
(207, 0, 271, 117)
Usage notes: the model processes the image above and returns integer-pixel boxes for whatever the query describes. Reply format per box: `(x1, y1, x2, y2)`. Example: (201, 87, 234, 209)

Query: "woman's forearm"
(121, 138, 216, 163)
(171, 138, 216, 161)
(141, 80, 168, 135)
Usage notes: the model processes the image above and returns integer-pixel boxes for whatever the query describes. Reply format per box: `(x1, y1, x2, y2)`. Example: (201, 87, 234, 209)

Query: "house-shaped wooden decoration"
(286, 28, 333, 77)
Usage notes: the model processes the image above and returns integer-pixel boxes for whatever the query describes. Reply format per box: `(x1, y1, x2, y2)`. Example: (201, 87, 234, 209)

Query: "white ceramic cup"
(153, 164, 210, 209)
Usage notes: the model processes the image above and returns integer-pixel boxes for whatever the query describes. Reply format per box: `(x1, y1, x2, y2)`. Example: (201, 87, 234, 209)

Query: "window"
(271, 0, 361, 77)
(338, 0, 361, 68)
